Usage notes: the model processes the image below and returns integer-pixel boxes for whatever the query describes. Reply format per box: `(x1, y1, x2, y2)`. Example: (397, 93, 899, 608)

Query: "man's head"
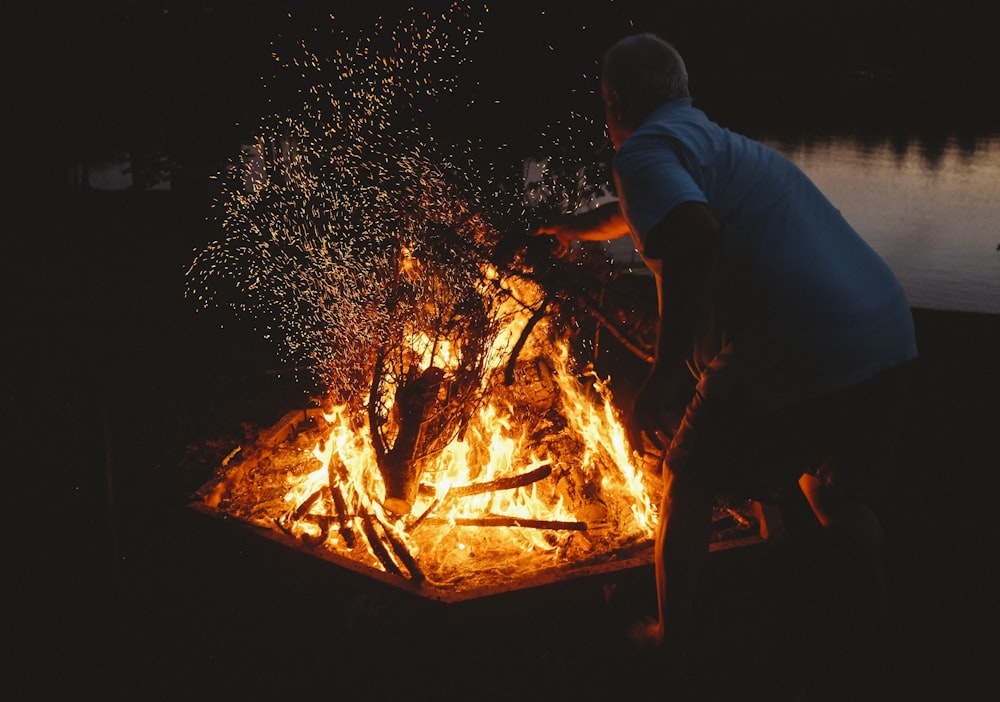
(601, 34, 689, 147)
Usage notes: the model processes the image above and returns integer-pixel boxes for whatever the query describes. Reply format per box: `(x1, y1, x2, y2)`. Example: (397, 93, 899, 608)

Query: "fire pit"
(189, 348, 775, 604)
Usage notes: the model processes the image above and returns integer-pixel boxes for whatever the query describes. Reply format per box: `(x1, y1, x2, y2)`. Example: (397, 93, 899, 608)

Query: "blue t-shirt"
(614, 98, 917, 409)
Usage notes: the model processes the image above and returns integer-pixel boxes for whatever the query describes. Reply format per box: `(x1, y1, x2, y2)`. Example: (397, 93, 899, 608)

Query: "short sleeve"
(613, 135, 708, 248)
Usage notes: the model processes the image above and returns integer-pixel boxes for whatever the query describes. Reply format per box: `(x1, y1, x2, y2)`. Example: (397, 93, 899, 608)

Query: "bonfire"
(186, 4, 766, 601)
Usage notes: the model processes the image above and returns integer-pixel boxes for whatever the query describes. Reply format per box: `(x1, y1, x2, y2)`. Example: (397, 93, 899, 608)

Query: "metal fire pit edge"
(187, 499, 780, 605)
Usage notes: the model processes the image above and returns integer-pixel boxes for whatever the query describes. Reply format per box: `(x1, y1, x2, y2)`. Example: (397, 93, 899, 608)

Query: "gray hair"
(602, 34, 690, 122)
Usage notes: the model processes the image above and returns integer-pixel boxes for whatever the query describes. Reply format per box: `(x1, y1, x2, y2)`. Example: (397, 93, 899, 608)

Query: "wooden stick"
(408, 496, 441, 530)
(578, 298, 655, 364)
(272, 517, 294, 538)
(292, 489, 324, 520)
(368, 345, 389, 464)
(503, 297, 550, 386)
(423, 515, 587, 531)
(327, 458, 357, 548)
(360, 513, 403, 577)
(376, 518, 425, 583)
(419, 463, 553, 499)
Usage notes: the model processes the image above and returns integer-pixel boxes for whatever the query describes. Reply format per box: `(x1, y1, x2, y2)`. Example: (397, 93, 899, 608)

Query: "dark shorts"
(664, 360, 914, 503)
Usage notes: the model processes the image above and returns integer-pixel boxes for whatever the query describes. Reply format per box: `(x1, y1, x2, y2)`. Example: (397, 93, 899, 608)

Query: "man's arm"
(628, 200, 722, 451)
(535, 201, 631, 252)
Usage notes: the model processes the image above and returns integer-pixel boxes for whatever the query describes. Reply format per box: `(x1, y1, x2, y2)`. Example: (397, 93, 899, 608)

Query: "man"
(537, 34, 917, 685)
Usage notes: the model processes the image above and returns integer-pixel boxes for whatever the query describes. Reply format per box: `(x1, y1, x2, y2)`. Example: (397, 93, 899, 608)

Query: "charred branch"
(503, 297, 550, 386)
(378, 519, 425, 583)
(360, 513, 403, 577)
(293, 489, 324, 520)
(578, 298, 655, 365)
(326, 455, 357, 548)
(424, 516, 587, 531)
(368, 346, 390, 465)
(419, 463, 553, 500)
(328, 485, 356, 550)
(380, 365, 446, 515)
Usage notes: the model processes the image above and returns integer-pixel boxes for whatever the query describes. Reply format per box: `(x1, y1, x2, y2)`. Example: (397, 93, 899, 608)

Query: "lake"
(606, 133, 1000, 315)
(776, 133, 1000, 315)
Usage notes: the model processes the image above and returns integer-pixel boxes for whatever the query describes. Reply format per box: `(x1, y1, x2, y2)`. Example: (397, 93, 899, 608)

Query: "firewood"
(292, 488, 324, 520)
(424, 515, 587, 531)
(327, 458, 357, 548)
(437, 463, 553, 499)
(376, 518, 425, 583)
(380, 366, 446, 515)
(272, 517, 294, 538)
(578, 298, 655, 364)
(503, 297, 550, 386)
(368, 346, 390, 464)
(360, 513, 403, 577)
(408, 496, 441, 530)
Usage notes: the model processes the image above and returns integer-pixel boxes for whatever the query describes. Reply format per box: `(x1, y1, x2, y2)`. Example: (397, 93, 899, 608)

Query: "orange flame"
(215, 273, 660, 591)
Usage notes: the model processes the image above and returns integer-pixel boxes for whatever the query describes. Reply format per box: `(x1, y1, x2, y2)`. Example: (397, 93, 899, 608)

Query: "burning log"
(292, 489, 324, 520)
(327, 458, 357, 549)
(360, 513, 403, 577)
(377, 365, 447, 516)
(419, 463, 553, 499)
(378, 520, 425, 583)
(423, 516, 587, 531)
(503, 297, 550, 386)
(358, 512, 425, 582)
(505, 358, 560, 412)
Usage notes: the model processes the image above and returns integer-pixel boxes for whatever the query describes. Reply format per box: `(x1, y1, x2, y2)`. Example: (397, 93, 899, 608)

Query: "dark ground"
(7, 192, 1000, 701)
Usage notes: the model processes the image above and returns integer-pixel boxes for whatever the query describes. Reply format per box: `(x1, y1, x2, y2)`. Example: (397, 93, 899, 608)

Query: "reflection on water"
(605, 133, 1000, 315)
(771, 134, 1000, 315)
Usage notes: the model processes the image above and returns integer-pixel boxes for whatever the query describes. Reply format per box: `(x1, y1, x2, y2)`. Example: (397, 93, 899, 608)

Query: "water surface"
(775, 134, 1000, 315)
(605, 134, 1000, 315)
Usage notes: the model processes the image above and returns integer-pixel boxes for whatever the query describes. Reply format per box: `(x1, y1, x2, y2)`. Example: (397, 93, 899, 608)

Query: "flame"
(188, 5, 663, 595)
(213, 273, 660, 591)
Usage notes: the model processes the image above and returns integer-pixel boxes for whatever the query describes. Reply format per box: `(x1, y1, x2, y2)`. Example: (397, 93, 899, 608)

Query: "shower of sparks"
(186, 3, 619, 401)
(186, 4, 504, 402)
(184, 5, 680, 587)
(185, 7, 642, 484)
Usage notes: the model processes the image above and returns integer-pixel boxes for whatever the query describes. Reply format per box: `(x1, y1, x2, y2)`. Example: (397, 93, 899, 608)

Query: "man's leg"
(652, 468, 716, 669)
(798, 470, 887, 605)
(786, 471, 890, 699)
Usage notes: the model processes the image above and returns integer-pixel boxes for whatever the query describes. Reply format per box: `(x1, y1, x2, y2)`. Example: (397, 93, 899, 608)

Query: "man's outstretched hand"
(532, 222, 573, 257)
(531, 203, 629, 257)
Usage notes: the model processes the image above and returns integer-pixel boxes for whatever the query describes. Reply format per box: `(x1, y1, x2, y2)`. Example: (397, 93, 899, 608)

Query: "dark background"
(9, 0, 1000, 193)
(6, 2, 999, 700)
